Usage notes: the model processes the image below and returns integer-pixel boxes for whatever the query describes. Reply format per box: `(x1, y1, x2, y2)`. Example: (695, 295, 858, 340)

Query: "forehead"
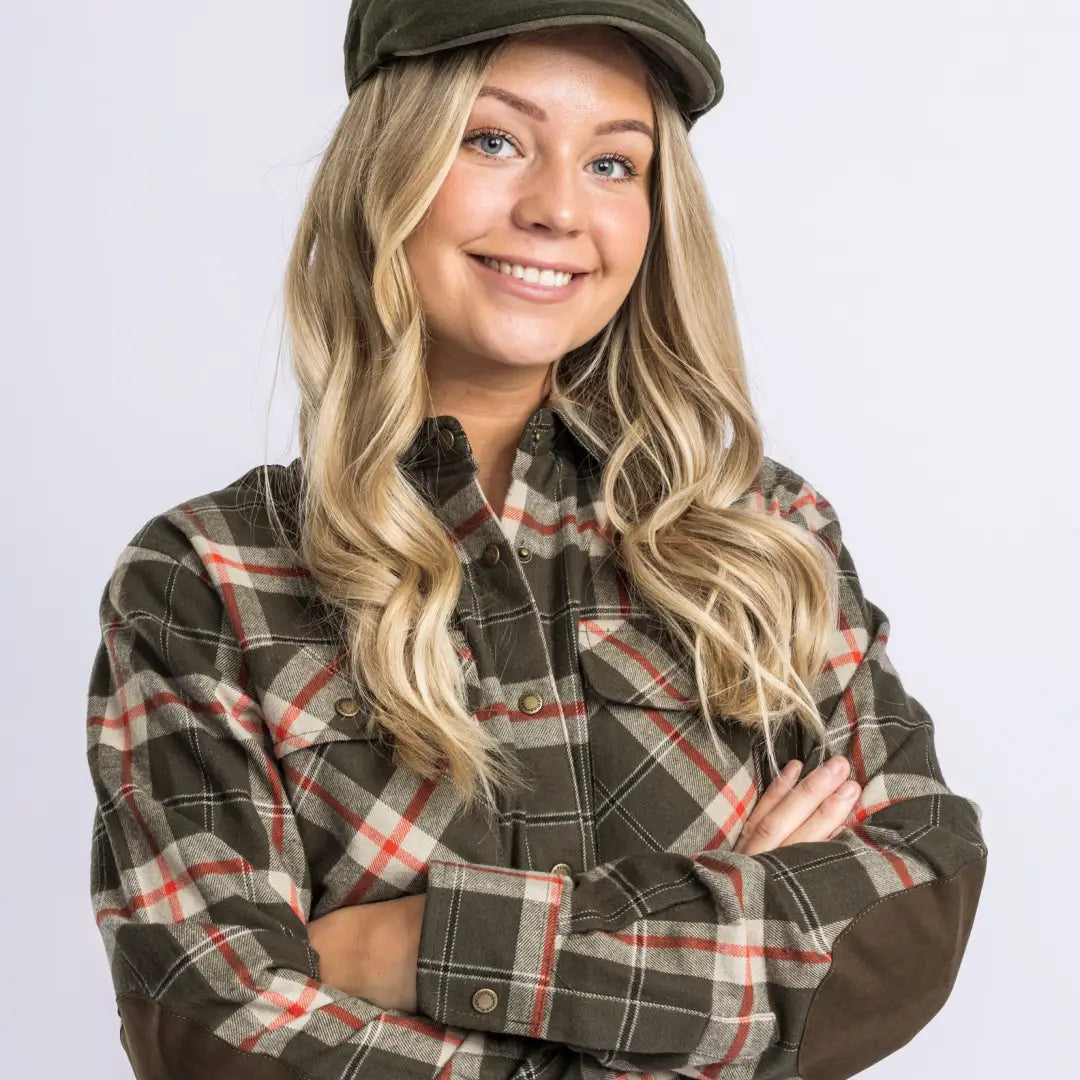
(488, 25, 650, 82)
(480, 29, 655, 119)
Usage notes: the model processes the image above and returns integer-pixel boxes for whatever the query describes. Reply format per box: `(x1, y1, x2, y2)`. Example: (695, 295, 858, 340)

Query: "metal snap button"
(480, 543, 501, 567)
(519, 692, 543, 715)
(471, 987, 498, 1013)
(516, 545, 532, 563)
(334, 697, 360, 717)
(437, 427, 456, 451)
(550, 862, 572, 877)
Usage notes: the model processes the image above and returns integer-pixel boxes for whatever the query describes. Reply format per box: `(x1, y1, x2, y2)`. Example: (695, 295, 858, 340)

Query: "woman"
(86, 3, 988, 1079)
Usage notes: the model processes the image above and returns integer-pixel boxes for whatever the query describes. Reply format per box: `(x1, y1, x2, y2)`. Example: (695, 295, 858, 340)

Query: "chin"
(473, 340, 572, 369)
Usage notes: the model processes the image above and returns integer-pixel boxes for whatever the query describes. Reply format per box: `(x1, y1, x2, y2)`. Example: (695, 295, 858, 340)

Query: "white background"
(2, 1, 1076, 1075)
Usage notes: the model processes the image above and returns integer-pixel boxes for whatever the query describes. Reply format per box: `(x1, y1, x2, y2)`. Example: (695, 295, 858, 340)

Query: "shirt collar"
(400, 401, 606, 477)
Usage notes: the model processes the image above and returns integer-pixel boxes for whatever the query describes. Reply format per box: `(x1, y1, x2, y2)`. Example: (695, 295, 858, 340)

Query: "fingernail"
(826, 756, 847, 775)
(782, 760, 801, 780)
(839, 781, 859, 798)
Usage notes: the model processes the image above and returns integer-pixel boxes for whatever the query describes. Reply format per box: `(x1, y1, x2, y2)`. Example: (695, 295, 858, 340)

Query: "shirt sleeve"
(85, 516, 566, 1080)
(414, 475, 989, 1080)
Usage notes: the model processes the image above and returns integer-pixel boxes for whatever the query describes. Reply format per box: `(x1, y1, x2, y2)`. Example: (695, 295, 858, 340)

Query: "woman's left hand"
(307, 892, 427, 1013)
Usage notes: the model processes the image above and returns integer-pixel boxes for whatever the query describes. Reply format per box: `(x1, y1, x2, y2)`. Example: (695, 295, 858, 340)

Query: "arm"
(413, 475, 988, 1079)
(86, 517, 565, 1080)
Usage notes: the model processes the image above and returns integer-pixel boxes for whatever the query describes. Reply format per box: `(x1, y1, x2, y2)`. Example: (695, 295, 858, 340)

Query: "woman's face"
(403, 27, 656, 381)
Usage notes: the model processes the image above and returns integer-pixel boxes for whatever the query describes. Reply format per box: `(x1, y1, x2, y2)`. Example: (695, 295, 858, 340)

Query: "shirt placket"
(415, 410, 597, 879)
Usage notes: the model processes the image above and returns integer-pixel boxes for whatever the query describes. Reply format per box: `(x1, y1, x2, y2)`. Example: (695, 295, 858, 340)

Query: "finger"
(736, 755, 851, 856)
(828, 795, 860, 840)
(784, 781, 861, 845)
(734, 761, 802, 854)
(751, 760, 803, 820)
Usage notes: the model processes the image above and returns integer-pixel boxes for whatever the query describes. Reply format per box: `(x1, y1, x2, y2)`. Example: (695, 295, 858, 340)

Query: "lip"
(471, 252, 592, 275)
(468, 254, 589, 304)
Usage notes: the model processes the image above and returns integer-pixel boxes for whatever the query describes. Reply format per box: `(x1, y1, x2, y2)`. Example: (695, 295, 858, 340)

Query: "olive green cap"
(344, 0, 724, 126)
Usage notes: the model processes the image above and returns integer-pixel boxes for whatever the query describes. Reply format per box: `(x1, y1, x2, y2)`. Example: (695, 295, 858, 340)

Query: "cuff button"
(471, 987, 498, 1013)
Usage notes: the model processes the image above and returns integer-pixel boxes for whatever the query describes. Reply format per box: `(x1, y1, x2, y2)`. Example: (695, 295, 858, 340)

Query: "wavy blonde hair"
(262, 28, 839, 816)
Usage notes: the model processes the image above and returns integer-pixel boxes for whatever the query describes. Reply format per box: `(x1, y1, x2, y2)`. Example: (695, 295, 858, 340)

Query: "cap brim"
(385, 12, 721, 119)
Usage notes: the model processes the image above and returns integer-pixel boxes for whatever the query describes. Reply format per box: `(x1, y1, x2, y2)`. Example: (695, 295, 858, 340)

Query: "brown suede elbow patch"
(117, 995, 312, 1080)
(798, 854, 987, 1080)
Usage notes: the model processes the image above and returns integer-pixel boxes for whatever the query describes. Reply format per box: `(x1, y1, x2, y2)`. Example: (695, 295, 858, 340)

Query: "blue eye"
(589, 158, 634, 181)
(469, 130, 516, 158)
(462, 127, 640, 184)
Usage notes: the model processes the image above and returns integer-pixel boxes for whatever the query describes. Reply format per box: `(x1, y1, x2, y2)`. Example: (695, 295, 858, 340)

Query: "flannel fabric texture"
(86, 402, 987, 1079)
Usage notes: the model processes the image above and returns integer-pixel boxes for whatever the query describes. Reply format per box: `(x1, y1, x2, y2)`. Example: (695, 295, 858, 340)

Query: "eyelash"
(462, 126, 640, 184)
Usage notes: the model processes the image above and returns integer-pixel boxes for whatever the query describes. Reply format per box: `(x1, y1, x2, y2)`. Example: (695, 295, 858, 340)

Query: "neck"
(424, 360, 554, 473)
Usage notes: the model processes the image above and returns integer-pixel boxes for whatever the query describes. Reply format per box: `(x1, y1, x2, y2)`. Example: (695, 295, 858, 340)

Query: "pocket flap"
(261, 627, 484, 761)
(578, 615, 698, 711)
(261, 656, 380, 761)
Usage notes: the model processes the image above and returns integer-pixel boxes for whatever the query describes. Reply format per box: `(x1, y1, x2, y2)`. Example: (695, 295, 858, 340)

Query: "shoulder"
(739, 454, 844, 558)
(125, 459, 301, 557)
(101, 459, 306, 614)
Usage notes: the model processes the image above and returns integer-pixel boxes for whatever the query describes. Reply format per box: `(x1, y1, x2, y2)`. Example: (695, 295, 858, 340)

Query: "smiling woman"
(402, 27, 658, 517)
(85, 3, 987, 1080)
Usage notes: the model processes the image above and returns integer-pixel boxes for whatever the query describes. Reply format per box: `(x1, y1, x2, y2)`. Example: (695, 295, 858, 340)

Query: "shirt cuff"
(415, 858, 567, 1037)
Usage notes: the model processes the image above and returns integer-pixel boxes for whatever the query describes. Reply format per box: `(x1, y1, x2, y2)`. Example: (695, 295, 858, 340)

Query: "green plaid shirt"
(86, 403, 987, 1080)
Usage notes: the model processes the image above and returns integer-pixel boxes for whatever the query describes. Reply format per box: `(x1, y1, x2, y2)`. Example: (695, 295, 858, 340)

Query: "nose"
(510, 153, 587, 236)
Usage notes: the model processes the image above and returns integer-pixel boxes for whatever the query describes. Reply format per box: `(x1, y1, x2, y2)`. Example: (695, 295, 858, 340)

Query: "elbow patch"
(117, 995, 310, 1080)
(798, 853, 987, 1080)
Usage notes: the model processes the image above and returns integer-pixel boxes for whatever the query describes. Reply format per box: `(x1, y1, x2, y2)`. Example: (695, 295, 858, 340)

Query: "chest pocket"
(260, 638, 500, 915)
(578, 614, 762, 860)
(262, 628, 483, 764)
(264, 667, 383, 762)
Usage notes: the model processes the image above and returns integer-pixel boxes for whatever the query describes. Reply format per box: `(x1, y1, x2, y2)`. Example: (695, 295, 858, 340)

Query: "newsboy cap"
(344, 0, 724, 125)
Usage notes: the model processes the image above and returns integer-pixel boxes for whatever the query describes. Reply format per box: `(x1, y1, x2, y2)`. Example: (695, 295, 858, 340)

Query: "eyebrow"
(477, 85, 655, 141)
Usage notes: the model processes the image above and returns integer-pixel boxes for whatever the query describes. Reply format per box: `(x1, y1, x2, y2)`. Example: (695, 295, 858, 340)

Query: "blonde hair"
(262, 28, 838, 816)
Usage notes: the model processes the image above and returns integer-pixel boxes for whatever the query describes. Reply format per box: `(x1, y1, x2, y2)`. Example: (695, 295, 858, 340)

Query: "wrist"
(308, 904, 371, 998)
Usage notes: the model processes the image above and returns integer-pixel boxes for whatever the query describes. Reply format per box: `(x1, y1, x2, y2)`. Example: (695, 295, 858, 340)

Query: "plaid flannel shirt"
(86, 403, 987, 1080)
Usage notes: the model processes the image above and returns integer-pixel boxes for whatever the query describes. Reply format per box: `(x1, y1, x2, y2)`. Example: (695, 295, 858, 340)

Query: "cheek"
(424, 165, 508, 240)
(403, 173, 480, 297)
(596, 203, 651, 280)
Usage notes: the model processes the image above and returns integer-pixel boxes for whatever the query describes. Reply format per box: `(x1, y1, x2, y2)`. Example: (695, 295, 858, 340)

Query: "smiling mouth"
(469, 253, 586, 287)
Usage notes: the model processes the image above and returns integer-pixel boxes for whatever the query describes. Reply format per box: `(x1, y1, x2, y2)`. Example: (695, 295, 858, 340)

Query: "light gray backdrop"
(2, 1, 1076, 1076)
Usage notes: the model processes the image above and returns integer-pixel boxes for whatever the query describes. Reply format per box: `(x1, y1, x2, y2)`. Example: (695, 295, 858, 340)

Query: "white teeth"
(481, 256, 574, 288)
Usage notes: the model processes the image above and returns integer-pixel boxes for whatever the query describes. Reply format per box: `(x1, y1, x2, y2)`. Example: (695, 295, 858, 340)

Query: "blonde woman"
(85, 3, 988, 1079)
